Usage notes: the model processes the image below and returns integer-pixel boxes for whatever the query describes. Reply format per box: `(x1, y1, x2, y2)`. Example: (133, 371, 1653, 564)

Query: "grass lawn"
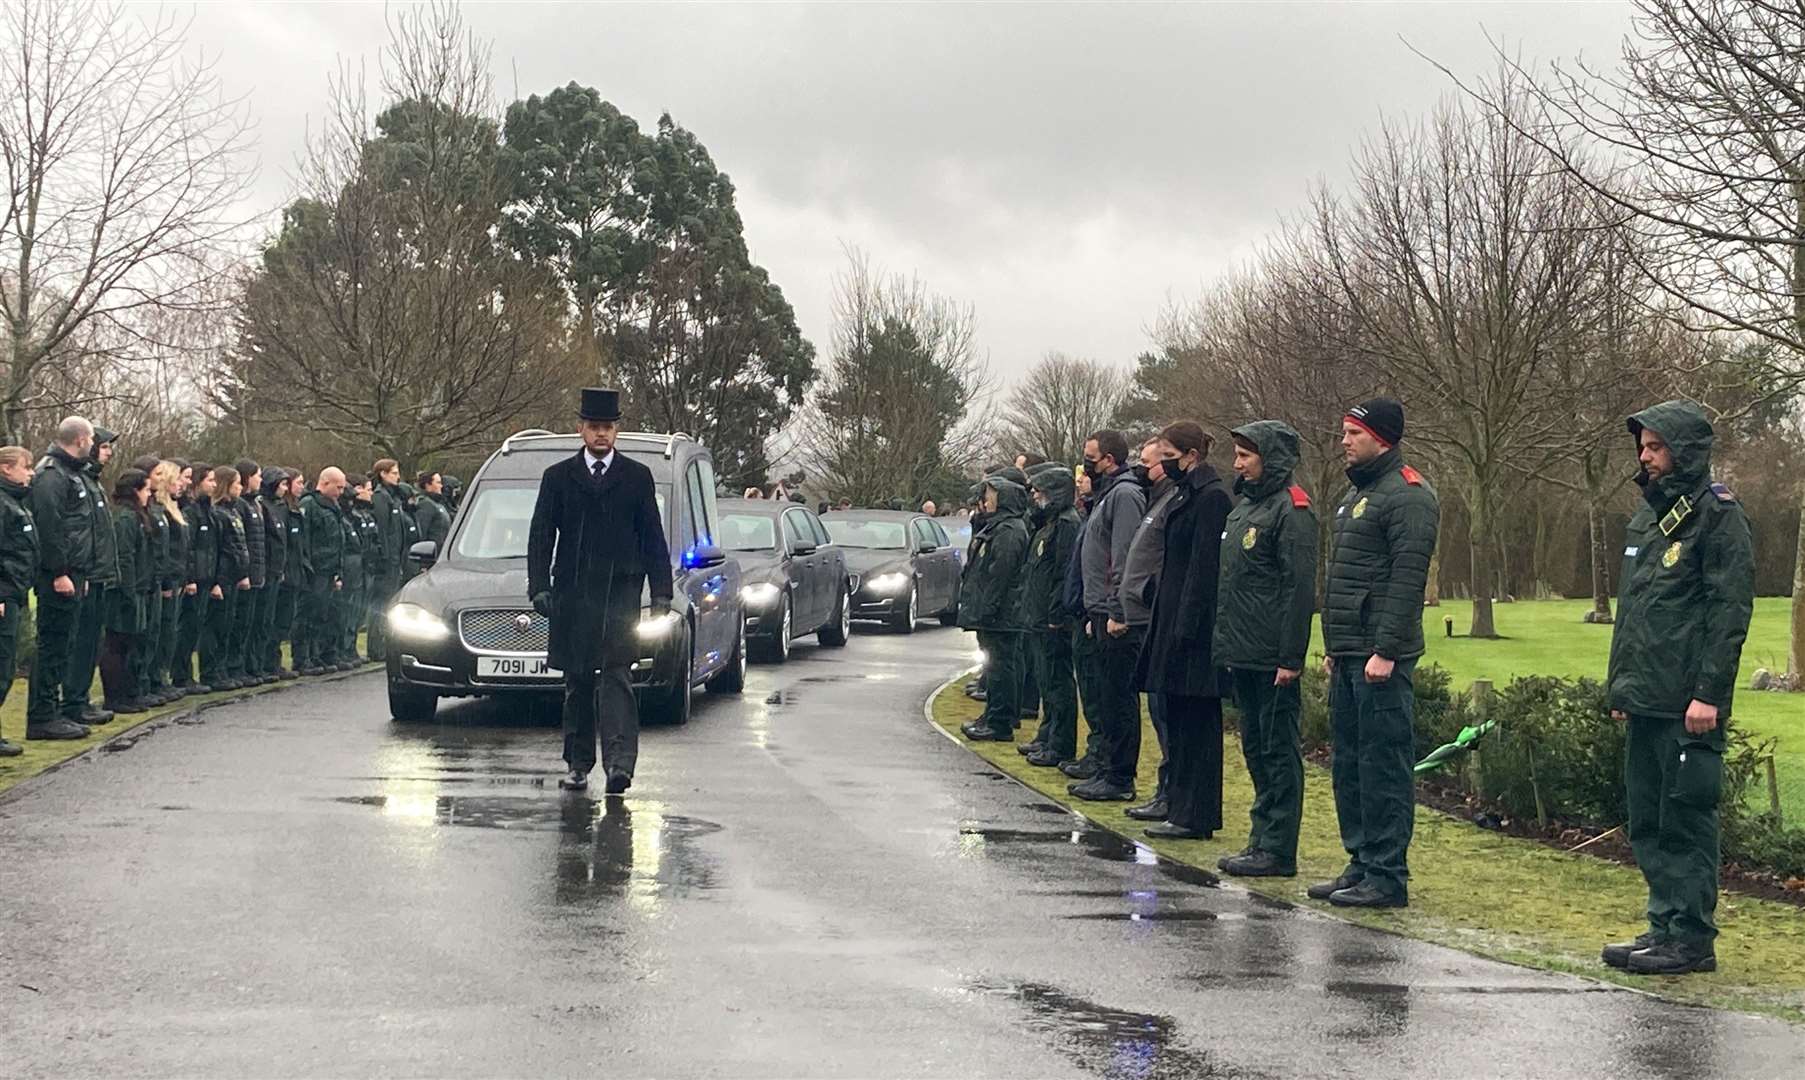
(1407, 598, 1803, 812)
(932, 677, 1805, 1023)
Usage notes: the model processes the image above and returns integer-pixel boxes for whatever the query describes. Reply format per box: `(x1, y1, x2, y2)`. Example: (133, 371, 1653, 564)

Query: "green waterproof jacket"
(958, 477, 1032, 632)
(185, 496, 218, 589)
(1214, 421, 1320, 671)
(299, 491, 346, 586)
(107, 505, 148, 634)
(144, 503, 174, 591)
(415, 492, 452, 548)
(1607, 400, 1754, 720)
(31, 445, 94, 581)
(1323, 445, 1439, 660)
(0, 477, 40, 602)
(1020, 466, 1082, 631)
(371, 482, 407, 576)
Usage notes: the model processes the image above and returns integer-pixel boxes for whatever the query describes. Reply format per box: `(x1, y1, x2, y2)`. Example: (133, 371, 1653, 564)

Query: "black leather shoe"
(1626, 941, 1716, 975)
(1307, 871, 1365, 901)
(278, 669, 300, 681)
(1329, 881, 1407, 908)
(27, 720, 89, 740)
(558, 770, 588, 791)
(1015, 740, 1044, 756)
(1124, 799, 1169, 822)
(300, 667, 326, 677)
(1602, 933, 1662, 970)
(105, 700, 148, 715)
(0, 738, 21, 756)
(80, 707, 114, 725)
(1024, 748, 1066, 768)
(605, 771, 632, 795)
(337, 660, 360, 672)
(1217, 846, 1254, 870)
(1223, 851, 1295, 877)
(1069, 778, 1135, 802)
(1143, 822, 1212, 840)
(1060, 757, 1099, 780)
(960, 721, 1011, 742)
(187, 683, 213, 696)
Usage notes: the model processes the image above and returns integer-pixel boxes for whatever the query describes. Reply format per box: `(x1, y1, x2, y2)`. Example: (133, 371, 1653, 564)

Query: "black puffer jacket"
(1214, 421, 1319, 672)
(261, 484, 290, 585)
(31, 444, 94, 581)
(212, 496, 250, 591)
(83, 454, 118, 586)
(236, 495, 267, 588)
(0, 476, 40, 602)
(1607, 400, 1754, 720)
(143, 503, 172, 592)
(1020, 466, 1081, 631)
(957, 477, 1032, 632)
(1322, 446, 1439, 661)
(185, 496, 218, 591)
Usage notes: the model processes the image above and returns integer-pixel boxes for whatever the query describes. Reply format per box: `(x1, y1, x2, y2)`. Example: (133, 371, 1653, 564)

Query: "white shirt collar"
(583, 448, 616, 472)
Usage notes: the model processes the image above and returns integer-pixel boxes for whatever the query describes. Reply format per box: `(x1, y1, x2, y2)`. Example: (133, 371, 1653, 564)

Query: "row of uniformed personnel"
(0, 419, 459, 754)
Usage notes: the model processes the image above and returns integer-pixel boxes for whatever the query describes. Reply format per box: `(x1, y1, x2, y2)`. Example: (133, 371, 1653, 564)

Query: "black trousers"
(1072, 622, 1104, 762)
(563, 667, 638, 778)
(0, 597, 20, 721)
(27, 578, 83, 727)
(975, 630, 1022, 735)
(270, 582, 300, 671)
(228, 585, 266, 677)
(155, 589, 184, 688)
(1029, 628, 1078, 758)
(1091, 619, 1144, 788)
(99, 629, 140, 706)
(173, 591, 207, 685)
(200, 588, 239, 684)
(65, 584, 106, 716)
(365, 571, 400, 658)
(1147, 691, 1170, 800)
(1163, 693, 1224, 833)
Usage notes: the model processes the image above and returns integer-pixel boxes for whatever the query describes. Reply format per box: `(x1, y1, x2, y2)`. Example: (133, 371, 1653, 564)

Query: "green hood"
(1629, 399, 1713, 506)
(983, 476, 1030, 519)
(1026, 464, 1075, 516)
(1231, 420, 1301, 501)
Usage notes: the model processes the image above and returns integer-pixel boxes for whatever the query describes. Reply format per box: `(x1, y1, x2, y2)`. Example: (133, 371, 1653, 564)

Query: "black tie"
(591, 458, 606, 482)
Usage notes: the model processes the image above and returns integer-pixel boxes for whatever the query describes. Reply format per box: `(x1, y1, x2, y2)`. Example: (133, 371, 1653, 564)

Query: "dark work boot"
(1143, 822, 1211, 840)
(79, 707, 114, 725)
(1015, 739, 1044, 757)
(1307, 867, 1365, 901)
(1626, 941, 1716, 976)
(1218, 845, 1255, 870)
(1125, 799, 1169, 822)
(1328, 881, 1407, 909)
(0, 737, 21, 756)
(1060, 757, 1099, 781)
(27, 719, 90, 740)
(960, 721, 1011, 742)
(1068, 777, 1135, 802)
(1602, 933, 1662, 970)
(1024, 748, 1066, 768)
(1222, 851, 1295, 877)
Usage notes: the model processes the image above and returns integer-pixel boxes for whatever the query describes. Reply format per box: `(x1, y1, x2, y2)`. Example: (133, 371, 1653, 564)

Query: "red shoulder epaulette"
(1400, 466, 1423, 486)
(1288, 484, 1311, 508)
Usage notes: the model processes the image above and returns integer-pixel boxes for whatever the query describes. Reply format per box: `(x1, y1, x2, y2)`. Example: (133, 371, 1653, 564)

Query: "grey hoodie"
(1080, 466, 1147, 622)
(1120, 473, 1177, 627)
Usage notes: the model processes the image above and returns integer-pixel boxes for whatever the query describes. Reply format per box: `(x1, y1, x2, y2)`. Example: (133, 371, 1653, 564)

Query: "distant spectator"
(921, 500, 938, 516)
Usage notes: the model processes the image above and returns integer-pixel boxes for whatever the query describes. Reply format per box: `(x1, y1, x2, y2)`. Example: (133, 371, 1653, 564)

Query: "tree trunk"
(1589, 499, 1613, 621)
(1789, 484, 1805, 682)
(1469, 481, 1498, 638)
(1425, 546, 1442, 606)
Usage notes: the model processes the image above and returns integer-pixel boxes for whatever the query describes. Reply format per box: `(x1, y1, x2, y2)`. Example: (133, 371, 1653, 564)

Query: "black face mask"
(1129, 464, 1151, 484)
(1082, 458, 1104, 480)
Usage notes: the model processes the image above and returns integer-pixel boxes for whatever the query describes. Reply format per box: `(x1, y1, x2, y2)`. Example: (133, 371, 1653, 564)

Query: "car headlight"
(740, 581, 782, 606)
(388, 602, 449, 641)
(867, 571, 910, 594)
(636, 609, 682, 640)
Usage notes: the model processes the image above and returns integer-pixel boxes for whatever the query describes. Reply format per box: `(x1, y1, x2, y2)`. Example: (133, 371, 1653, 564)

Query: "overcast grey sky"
(188, 1, 1634, 385)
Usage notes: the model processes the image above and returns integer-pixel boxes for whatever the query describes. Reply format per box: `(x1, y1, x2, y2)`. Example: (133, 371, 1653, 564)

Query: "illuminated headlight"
(636, 609, 682, 640)
(867, 572, 910, 594)
(740, 582, 782, 606)
(387, 602, 449, 641)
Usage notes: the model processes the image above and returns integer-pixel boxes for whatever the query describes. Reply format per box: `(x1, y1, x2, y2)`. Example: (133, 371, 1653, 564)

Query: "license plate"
(476, 656, 561, 680)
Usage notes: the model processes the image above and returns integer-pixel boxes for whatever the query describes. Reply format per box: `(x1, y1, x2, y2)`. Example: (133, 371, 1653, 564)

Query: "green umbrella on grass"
(1414, 717, 1498, 774)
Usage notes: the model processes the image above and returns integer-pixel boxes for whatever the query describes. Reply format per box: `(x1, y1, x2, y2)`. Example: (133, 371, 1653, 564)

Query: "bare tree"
(1306, 77, 1619, 637)
(1453, 0, 1805, 673)
(0, 0, 252, 443)
(226, 2, 575, 465)
(789, 247, 992, 506)
(1000, 352, 1129, 465)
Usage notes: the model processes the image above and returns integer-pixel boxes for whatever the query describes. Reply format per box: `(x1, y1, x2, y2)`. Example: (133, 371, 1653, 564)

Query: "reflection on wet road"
(1, 624, 1801, 1077)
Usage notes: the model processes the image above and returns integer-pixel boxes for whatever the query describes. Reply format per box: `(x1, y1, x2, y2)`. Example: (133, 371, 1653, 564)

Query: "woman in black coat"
(1134, 421, 1233, 840)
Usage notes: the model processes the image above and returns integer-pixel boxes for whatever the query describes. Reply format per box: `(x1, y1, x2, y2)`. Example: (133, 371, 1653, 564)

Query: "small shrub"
(1470, 676, 1624, 825)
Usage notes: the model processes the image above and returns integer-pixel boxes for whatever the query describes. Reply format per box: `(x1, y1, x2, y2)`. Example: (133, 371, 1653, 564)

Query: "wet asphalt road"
(2, 624, 1802, 1078)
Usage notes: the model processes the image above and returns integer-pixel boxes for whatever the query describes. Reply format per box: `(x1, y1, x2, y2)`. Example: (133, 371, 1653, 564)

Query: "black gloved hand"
(531, 591, 553, 617)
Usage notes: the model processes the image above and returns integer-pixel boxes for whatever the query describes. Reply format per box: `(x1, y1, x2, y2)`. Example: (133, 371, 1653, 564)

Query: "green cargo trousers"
(136, 590, 164, 692)
(342, 584, 368, 659)
(1626, 714, 1724, 946)
(1029, 628, 1078, 758)
(64, 585, 105, 717)
(200, 587, 239, 685)
(1329, 656, 1417, 899)
(1230, 667, 1305, 867)
(28, 579, 83, 728)
(975, 630, 1022, 736)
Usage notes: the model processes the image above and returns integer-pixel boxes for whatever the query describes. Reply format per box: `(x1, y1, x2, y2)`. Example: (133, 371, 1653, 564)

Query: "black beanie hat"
(1346, 398, 1405, 447)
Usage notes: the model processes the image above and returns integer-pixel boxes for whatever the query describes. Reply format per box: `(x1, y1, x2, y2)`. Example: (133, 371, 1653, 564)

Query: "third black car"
(821, 510, 962, 633)
(719, 499, 850, 662)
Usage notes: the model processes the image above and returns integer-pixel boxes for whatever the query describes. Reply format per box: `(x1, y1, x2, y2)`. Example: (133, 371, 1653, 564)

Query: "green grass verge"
(1407, 598, 1802, 812)
(932, 675, 1805, 1024)
(0, 639, 376, 799)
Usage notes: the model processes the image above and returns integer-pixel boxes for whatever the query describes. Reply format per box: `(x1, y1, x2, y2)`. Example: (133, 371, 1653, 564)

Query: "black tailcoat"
(528, 450, 674, 672)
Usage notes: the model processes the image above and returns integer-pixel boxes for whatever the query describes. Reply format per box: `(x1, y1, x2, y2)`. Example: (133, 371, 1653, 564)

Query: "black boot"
(1307, 868, 1365, 901)
(1602, 933, 1662, 970)
(1328, 881, 1406, 909)
(1626, 940, 1716, 975)
(1222, 851, 1295, 877)
(1124, 799, 1169, 822)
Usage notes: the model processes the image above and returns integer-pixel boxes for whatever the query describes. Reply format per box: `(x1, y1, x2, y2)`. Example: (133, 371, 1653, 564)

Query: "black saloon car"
(383, 430, 746, 725)
(717, 499, 850, 662)
(820, 510, 962, 632)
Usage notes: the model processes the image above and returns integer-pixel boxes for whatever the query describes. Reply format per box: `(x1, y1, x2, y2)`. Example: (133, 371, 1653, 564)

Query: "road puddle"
(964, 978, 1250, 1080)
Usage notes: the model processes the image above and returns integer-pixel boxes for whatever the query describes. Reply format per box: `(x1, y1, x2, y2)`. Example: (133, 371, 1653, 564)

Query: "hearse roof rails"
(500, 429, 560, 453)
(618, 431, 693, 458)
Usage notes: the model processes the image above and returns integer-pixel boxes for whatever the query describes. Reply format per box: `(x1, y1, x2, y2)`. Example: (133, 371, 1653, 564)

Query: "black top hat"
(579, 387, 623, 423)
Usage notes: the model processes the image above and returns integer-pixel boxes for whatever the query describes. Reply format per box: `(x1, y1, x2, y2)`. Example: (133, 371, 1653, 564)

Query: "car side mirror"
(688, 543, 727, 569)
(408, 540, 438, 568)
(917, 539, 938, 554)
(791, 541, 818, 556)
